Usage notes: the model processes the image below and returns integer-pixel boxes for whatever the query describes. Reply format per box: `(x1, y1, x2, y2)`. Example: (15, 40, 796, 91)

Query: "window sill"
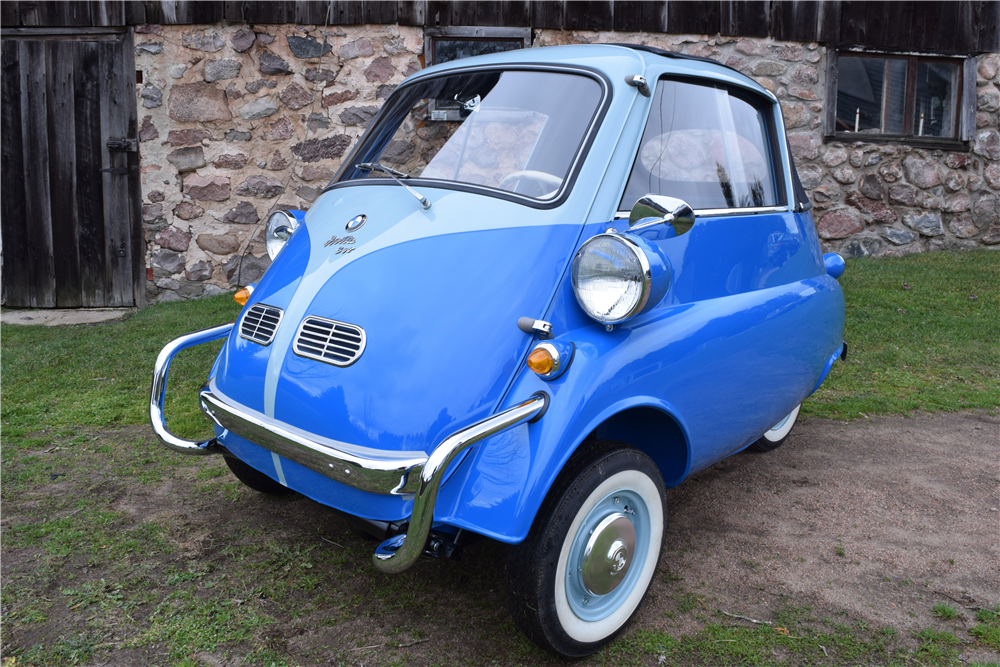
(825, 133, 970, 152)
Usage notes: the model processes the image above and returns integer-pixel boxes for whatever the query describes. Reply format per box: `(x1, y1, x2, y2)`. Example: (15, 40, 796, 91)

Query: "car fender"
(432, 315, 695, 544)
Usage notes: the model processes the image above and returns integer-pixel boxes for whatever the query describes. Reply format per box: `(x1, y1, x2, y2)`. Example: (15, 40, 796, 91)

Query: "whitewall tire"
(749, 403, 801, 452)
(507, 442, 666, 657)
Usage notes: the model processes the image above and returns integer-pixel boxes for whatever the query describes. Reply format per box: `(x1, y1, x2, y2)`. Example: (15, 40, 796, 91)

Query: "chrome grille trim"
(239, 304, 283, 346)
(293, 316, 366, 367)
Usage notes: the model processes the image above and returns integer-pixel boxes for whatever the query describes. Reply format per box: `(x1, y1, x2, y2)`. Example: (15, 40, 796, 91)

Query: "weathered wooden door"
(1, 28, 145, 308)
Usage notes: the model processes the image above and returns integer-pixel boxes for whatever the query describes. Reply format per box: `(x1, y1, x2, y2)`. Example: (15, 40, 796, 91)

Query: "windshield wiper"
(356, 162, 431, 210)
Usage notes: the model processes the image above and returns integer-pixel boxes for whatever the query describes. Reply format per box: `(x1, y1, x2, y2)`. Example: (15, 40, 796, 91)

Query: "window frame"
(327, 63, 613, 211)
(615, 75, 788, 217)
(824, 49, 977, 150)
(423, 26, 532, 122)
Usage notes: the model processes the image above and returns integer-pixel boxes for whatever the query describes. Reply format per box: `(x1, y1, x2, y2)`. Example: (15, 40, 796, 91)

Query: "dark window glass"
(835, 54, 961, 140)
(620, 79, 778, 212)
(913, 61, 960, 138)
(434, 39, 522, 65)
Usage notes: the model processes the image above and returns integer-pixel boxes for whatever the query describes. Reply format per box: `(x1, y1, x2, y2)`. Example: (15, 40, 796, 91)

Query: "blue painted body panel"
(206, 44, 846, 543)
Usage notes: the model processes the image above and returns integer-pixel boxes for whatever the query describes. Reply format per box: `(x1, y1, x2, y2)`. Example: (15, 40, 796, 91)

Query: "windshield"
(338, 69, 604, 201)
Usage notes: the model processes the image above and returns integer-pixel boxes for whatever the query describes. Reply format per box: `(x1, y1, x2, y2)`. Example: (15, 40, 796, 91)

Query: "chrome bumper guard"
(149, 323, 234, 454)
(150, 325, 549, 574)
(199, 385, 428, 495)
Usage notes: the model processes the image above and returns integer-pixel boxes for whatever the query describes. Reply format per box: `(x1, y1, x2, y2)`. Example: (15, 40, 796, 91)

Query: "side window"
(620, 79, 782, 213)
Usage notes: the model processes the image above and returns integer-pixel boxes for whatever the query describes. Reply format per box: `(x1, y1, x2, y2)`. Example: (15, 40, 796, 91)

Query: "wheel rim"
(565, 489, 651, 622)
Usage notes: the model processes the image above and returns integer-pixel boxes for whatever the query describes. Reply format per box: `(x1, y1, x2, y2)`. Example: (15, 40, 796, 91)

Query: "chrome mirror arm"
(628, 195, 696, 237)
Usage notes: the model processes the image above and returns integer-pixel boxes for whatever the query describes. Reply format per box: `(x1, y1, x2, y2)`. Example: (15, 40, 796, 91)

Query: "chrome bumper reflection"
(151, 325, 548, 575)
(149, 323, 234, 455)
(199, 384, 427, 495)
(372, 392, 548, 573)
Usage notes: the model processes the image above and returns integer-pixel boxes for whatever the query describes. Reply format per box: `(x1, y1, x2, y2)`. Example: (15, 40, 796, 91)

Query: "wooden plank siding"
(74, 39, 110, 307)
(1, 31, 144, 308)
(1, 40, 31, 307)
(1, 1, 994, 53)
(20, 40, 57, 308)
(47, 38, 83, 307)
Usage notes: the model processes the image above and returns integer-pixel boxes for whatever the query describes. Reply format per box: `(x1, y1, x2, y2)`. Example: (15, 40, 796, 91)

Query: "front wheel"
(507, 442, 665, 657)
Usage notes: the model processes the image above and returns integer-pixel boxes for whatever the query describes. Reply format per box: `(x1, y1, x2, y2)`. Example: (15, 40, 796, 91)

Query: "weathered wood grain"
(531, 0, 563, 29)
(20, 40, 56, 308)
(563, 1, 613, 31)
(73, 39, 110, 307)
(1, 39, 31, 307)
(667, 0, 719, 36)
(47, 38, 83, 307)
(98, 37, 129, 306)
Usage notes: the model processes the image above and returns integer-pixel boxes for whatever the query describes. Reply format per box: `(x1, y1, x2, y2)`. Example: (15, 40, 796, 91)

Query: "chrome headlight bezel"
(265, 210, 299, 260)
(571, 232, 653, 325)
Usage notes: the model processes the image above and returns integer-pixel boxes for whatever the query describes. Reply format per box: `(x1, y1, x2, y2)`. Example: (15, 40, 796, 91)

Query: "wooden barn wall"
(2, 1, 998, 54)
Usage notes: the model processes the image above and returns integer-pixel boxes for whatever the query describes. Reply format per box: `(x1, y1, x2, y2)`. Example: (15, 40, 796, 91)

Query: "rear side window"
(620, 79, 782, 212)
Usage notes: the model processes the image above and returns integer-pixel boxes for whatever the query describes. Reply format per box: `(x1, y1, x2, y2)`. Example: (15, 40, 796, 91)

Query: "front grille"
(239, 304, 283, 346)
(293, 316, 366, 367)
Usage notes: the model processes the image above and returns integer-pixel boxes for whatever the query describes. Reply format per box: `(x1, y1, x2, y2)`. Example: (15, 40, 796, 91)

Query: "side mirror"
(628, 195, 696, 238)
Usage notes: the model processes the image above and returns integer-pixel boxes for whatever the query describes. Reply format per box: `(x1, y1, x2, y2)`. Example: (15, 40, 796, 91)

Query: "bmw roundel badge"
(346, 214, 367, 232)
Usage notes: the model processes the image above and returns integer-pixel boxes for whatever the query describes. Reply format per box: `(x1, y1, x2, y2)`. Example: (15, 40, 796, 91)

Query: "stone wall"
(135, 25, 999, 303)
(134, 23, 422, 303)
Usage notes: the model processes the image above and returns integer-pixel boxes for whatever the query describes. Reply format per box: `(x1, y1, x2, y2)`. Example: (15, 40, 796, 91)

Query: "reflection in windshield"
(343, 70, 603, 201)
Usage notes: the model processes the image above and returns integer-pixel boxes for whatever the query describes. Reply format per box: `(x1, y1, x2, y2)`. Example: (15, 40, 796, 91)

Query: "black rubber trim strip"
(787, 138, 814, 212)
(606, 43, 748, 78)
(527, 391, 549, 423)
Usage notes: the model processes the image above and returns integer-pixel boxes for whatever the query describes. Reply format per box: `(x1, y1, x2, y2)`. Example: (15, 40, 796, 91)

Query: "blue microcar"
(151, 44, 846, 657)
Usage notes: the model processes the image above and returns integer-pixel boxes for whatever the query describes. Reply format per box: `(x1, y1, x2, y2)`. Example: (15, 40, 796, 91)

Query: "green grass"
(932, 602, 961, 620)
(2, 252, 997, 441)
(803, 250, 1000, 419)
(971, 606, 1000, 651)
(2, 293, 242, 440)
(621, 610, 970, 667)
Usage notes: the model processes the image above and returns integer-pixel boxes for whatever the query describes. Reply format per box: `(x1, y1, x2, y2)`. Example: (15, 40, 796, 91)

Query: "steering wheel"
(498, 170, 564, 197)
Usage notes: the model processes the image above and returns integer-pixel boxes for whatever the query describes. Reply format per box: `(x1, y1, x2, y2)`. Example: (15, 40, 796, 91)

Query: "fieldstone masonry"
(135, 23, 422, 302)
(136, 24, 998, 303)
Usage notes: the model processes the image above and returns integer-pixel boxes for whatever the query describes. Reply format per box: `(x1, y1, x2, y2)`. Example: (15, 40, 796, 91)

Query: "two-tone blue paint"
(207, 44, 845, 542)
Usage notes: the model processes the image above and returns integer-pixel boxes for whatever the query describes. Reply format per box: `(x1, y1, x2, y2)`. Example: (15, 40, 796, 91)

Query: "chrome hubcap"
(581, 513, 636, 596)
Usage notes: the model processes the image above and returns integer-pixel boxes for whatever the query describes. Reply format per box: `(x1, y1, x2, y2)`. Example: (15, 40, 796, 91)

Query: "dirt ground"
(2, 411, 998, 665)
(650, 411, 999, 648)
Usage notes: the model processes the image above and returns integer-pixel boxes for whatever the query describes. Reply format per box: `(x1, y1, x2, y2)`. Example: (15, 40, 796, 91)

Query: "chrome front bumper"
(150, 325, 548, 573)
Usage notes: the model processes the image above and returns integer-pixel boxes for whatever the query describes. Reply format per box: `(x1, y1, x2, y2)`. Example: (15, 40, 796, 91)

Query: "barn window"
(423, 27, 530, 121)
(826, 51, 977, 145)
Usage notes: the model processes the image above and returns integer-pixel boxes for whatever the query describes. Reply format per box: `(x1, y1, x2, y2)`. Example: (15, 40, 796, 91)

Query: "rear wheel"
(223, 456, 293, 496)
(507, 442, 665, 657)
(749, 404, 801, 453)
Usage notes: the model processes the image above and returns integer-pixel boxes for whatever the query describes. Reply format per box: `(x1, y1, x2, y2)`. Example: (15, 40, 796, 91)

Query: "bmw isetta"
(151, 43, 846, 657)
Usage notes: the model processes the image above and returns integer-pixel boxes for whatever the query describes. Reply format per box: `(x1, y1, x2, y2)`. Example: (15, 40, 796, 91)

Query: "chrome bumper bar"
(151, 325, 549, 574)
(372, 392, 547, 573)
(149, 323, 234, 454)
(199, 384, 428, 495)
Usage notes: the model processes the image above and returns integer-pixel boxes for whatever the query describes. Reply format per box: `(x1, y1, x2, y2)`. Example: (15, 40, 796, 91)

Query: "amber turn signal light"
(527, 348, 555, 375)
(233, 288, 251, 306)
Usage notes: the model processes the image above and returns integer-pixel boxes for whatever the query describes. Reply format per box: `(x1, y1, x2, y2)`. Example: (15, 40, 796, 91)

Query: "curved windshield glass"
(339, 69, 604, 201)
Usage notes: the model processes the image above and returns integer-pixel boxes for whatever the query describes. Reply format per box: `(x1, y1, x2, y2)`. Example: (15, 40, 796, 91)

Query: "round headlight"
(265, 210, 298, 260)
(571, 233, 651, 323)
